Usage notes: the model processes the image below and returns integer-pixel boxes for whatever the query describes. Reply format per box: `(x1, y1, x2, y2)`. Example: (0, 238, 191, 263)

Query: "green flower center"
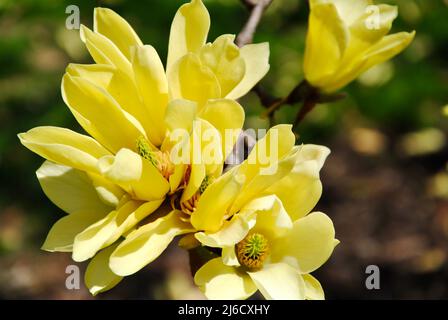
(199, 175, 214, 194)
(136, 136, 158, 167)
(136, 136, 174, 179)
(236, 233, 269, 270)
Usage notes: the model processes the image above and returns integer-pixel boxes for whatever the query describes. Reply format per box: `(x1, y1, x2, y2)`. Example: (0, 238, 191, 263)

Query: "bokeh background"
(1, 0, 448, 299)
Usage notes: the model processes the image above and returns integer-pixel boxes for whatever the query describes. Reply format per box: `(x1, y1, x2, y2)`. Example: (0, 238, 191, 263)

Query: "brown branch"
(236, 0, 273, 47)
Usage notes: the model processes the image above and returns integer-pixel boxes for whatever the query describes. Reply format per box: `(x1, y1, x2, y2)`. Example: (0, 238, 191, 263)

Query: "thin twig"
(236, 0, 273, 47)
(293, 98, 317, 130)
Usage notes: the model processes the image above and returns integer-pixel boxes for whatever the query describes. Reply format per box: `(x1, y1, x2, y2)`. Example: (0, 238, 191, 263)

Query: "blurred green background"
(1, 0, 448, 299)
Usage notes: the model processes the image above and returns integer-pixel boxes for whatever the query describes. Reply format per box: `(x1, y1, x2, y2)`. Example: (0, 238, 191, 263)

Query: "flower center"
(180, 193, 200, 215)
(137, 136, 174, 180)
(236, 233, 269, 270)
(199, 175, 214, 194)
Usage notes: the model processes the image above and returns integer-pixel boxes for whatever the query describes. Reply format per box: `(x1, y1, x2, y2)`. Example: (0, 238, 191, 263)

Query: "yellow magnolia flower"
(194, 211, 337, 300)
(108, 125, 337, 299)
(18, 0, 264, 294)
(304, 0, 415, 93)
(187, 125, 337, 299)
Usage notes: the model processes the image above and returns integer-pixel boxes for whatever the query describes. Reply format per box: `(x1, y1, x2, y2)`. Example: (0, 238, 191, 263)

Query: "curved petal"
(67, 63, 153, 144)
(199, 99, 244, 158)
(271, 212, 336, 273)
(238, 124, 296, 183)
(62, 74, 146, 153)
(267, 161, 322, 221)
(350, 5, 398, 43)
(248, 195, 293, 239)
(80, 25, 132, 76)
(323, 32, 415, 93)
(222, 246, 240, 266)
(132, 45, 169, 146)
(303, 274, 325, 300)
(167, 0, 210, 71)
(194, 212, 253, 248)
(361, 31, 416, 73)
(42, 210, 108, 252)
(19, 126, 110, 173)
(181, 119, 223, 203)
(88, 173, 126, 208)
(231, 147, 298, 214)
(304, 2, 349, 86)
(94, 7, 143, 60)
(97, 148, 170, 201)
(248, 263, 305, 300)
(199, 34, 246, 97)
(226, 42, 270, 100)
(194, 258, 257, 300)
(36, 161, 112, 215)
(109, 210, 193, 276)
(72, 199, 163, 262)
(168, 53, 221, 108)
(165, 99, 197, 133)
(85, 242, 123, 295)
(266, 145, 330, 220)
(195, 194, 292, 248)
(327, 0, 372, 26)
(190, 168, 244, 232)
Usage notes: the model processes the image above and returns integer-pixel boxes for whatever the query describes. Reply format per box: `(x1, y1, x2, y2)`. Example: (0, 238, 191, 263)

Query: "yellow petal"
(72, 199, 162, 262)
(350, 5, 398, 43)
(178, 233, 200, 250)
(248, 263, 306, 300)
(97, 148, 170, 201)
(304, 2, 349, 86)
(67, 63, 154, 144)
(80, 25, 132, 76)
(199, 99, 244, 158)
(246, 195, 293, 239)
(324, 0, 372, 25)
(222, 246, 240, 266)
(196, 194, 292, 248)
(266, 145, 330, 220)
(88, 173, 126, 208)
(322, 32, 415, 93)
(167, 0, 210, 71)
(271, 212, 336, 273)
(62, 74, 146, 153)
(19, 126, 110, 173)
(131, 45, 169, 146)
(231, 147, 298, 214)
(169, 163, 187, 193)
(168, 53, 221, 108)
(42, 210, 108, 252)
(194, 258, 257, 300)
(109, 210, 193, 276)
(36, 161, 112, 215)
(164, 99, 197, 132)
(303, 274, 325, 300)
(181, 163, 205, 203)
(181, 119, 223, 202)
(238, 124, 296, 183)
(190, 168, 243, 232)
(199, 34, 246, 97)
(227, 42, 270, 100)
(362, 31, 416, 73)
(194, 211, 254, 248)
(85, 242, 123, 295)
(94, 7, 143, 60)
(294, 144, 331, 170)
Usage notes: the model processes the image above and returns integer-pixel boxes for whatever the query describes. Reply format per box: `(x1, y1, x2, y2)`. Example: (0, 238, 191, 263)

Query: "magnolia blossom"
(18, 0, 269, 294)
(304, 0, 415, 93)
